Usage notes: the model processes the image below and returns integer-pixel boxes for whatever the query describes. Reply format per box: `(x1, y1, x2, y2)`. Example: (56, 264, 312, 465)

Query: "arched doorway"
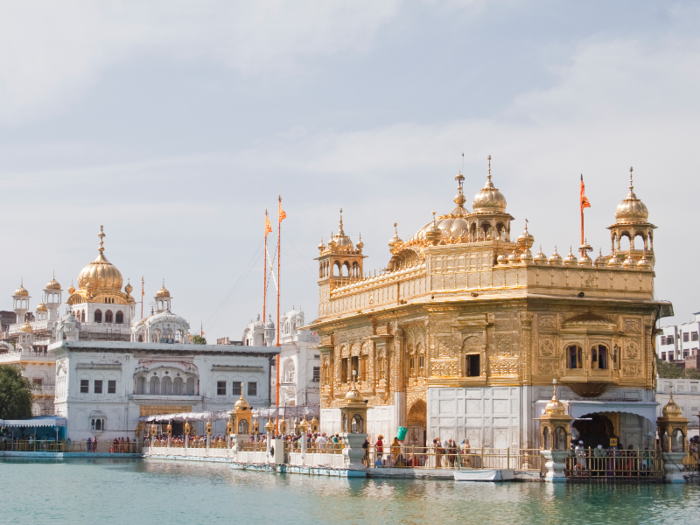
(572, 413, 615, 449)
(406, 399, 427, 447)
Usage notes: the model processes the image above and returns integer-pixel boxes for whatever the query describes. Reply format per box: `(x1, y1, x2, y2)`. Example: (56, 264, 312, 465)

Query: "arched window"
(591, 344, 608, 369)
(351, 414, 364, 433)
(136, 376, 146, 395)
(186, 377, 195, 395)
(94, 310, 102, 323)
(81, 311, 86, 322)
(162, 376, 172, 395)
(173, 377, 183, 395)
(554, 426, 567, 451)
(238, 419, 249, 434)
(105, 310, 113, 323)
(115, 311, 124, 324)
(138, 335, 144, 342)
(567, 344, 582, 369)
(543, 426, 551, 449)
(150, 376, 160, 395)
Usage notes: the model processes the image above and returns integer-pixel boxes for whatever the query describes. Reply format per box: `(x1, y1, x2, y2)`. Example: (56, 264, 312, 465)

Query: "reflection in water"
(0, 458, 698, 525)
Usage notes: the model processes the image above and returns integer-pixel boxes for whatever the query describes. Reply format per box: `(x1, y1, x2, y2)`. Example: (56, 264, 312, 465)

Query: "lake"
(1, 458, 698, 524)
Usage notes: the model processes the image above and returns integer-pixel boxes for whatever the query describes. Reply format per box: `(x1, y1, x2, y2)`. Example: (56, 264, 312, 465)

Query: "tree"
(192, 335, 207, 345)
(0, 365, 33, 420)
(656, 359, 700, 379)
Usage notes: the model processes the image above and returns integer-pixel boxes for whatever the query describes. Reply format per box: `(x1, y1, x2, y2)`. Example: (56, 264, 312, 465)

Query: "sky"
(1, 0, 698, 339)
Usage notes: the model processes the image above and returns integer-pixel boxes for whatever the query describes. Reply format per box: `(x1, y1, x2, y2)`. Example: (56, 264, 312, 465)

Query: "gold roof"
(615, 168, 649, 224)
(234, 393, 250, 411)
(19, 321, 33, 333)
(543, 381, 568, 417)
(344, 380, 363, 404)
(472, 156, 507, 214)
(156, 282, 170, 298)
(46, 273, 62, 290)
(14, 282, 29, 297)
(77, 226, 124, 295)
(67, 283, 76, 295)
(36, 303, 48, 312)
(661, 390, 683, 419)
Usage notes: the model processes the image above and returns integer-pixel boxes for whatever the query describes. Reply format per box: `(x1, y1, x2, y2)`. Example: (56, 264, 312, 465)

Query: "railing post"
(507, 448, 510, 470)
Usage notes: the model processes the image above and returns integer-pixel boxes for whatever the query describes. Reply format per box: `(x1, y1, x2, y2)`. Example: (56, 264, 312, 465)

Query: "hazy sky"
(1, 1, 697, 339)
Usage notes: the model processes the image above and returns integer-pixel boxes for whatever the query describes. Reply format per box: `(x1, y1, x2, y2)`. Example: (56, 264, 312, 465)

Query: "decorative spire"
(551, 379, 558, 401)
(98, 225, 105, 253)
(488, 154, 492, 181)
(629, 166, 634, 192)
(338, 208, 344, 234)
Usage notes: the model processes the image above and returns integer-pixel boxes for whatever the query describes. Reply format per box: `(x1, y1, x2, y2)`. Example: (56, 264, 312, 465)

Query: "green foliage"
(0, 365, 33, 420)
(656, 359, 700, 379)
(192, 335, 207, 345)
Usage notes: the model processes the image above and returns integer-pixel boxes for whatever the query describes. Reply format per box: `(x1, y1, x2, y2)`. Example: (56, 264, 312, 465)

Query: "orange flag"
(580, 175, 591, 210)
(279, 197, 287, 222)
(265, 212, 272, 237)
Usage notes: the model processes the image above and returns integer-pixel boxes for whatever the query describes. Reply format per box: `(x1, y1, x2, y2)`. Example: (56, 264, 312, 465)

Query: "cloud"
(0, 0, 407, 124)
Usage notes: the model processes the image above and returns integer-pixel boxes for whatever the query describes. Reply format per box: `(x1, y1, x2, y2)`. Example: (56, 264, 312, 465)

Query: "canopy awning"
(0, 416, 67, 428)
(566, 400, 659, 424)
(252, 405, 320, 419)
(138, 411, 230, 423)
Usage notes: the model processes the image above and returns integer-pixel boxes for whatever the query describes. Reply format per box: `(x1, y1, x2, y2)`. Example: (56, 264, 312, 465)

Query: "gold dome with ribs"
(77, 226, 124, 295)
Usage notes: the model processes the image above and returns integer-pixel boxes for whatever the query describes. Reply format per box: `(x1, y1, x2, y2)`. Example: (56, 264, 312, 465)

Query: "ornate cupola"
(316, 209, 365, 285)
(43, 272, 62, 321)
(12, 280, 30, 324)
(607, 167, 657, 265)
(154, 280, 171, 313)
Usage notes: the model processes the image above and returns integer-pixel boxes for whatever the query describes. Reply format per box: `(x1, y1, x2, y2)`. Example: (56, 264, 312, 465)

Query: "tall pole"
(141, 277, 144, 320)
(263, 208, 270, 324)
(276, 195, 283, 433)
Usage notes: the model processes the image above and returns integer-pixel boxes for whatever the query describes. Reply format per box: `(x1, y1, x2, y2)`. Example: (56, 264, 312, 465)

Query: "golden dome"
(473, 157, 507, 214)
(622, 255, 636, 269)
(615, 168, 649, 224)
(507, 250, 519, 264)
(125, 282, 133, 295)
(234, 394, 250, 411)
(516, 222, 534, 250)
(46, 274, 62, 290)
(264, 418, 275, 433)
(19, 321, 33, 333)
(329, 209, 355, 250)
(14, 282, 29, 297)
(344, 382, 363, 403)
(637, 252, 652, 270)
(545, 381, 566, 416)
(579, 253, 592, 267)
(607, 255, 622, 268)
(497, 254, 508, 265)
(549, 247, 563, 266)
(67, 283, 76, 295)
(534, 246, 548, 265)
(388, 223, 403, 254)
(564, 247, 578, 266)
(36, 303, 48, 312)
(77, 226, 124, 295)
(156, 282, 170, 298)
(662, 391, 683, 419)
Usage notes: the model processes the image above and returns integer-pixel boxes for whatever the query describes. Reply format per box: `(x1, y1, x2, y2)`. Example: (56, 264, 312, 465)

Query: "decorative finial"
(488, 154, 492, 180)
(552, 378, 558, 399)
(432, 211, 437, 226)
(339, 208, 343, 231)
(98, 225, 105, 253)
(394, 223, 398, 235)
(669, 385, 674, 402)
(524, 218, 529, 231)
(629, 166, 634, 191)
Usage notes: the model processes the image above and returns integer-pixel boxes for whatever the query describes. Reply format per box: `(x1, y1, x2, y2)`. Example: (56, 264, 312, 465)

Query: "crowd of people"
(369, 435, 478, 468)
(569, 440, 660, 477)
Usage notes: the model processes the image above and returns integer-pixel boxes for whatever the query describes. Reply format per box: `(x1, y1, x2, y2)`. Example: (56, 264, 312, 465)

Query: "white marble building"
(656, 378, 700, 438)
(240, 307, 320, 407)
(50, 338, 278, 442)
(656, 313, 700, 362)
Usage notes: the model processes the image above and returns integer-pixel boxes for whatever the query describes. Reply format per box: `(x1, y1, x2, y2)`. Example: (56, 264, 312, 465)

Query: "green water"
(0, 458, 698, 525)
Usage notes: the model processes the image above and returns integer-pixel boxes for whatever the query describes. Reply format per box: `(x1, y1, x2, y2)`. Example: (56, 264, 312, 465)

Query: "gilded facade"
(307, 165, 672, 449)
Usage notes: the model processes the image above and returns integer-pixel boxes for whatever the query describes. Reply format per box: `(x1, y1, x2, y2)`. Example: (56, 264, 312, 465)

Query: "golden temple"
(307, 162, 671, 450)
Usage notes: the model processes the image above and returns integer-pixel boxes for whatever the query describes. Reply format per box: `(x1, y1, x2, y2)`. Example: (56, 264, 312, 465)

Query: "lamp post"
(657, 388, 689, 483)
(535, 380, 573, 483)
(299, 416, 309, 464)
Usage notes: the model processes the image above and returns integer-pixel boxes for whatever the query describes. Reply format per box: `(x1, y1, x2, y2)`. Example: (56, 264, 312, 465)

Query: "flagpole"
(580, 174, 584, 250)
(276, 194, 282, 434)
(263, 208, 268, 325)
(141, 277, 144, 320)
